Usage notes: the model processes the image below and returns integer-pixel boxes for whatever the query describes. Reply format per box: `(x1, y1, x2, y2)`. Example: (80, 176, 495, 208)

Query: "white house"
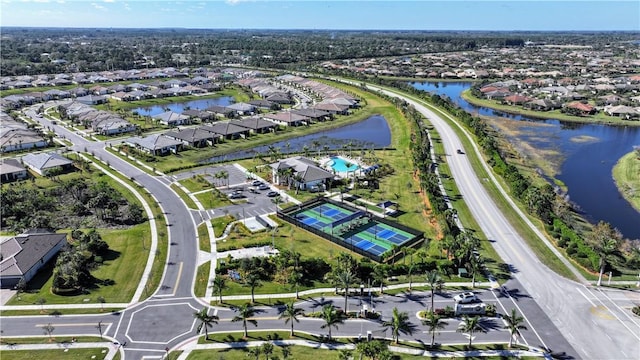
(22, 152, 73, 176)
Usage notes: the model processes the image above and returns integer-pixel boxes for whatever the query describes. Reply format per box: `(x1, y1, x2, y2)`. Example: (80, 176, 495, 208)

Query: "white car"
(453, 291, 478, 304)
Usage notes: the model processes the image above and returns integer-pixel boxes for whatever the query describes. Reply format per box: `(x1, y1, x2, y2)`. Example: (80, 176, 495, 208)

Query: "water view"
(132, 96, 234, 116)
(206, 114, 391, 163)
(412, 81, 640, 240)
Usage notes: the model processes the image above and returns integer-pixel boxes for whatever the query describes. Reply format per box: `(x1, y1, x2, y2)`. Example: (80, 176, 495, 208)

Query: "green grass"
(179, 175, 215, 193)
(0, 308, 124, 316)
(0, 337, 104, 345)
(170, 183, 198, 209)
(612, 151, 640, 212)
(194, 262, 210, 298)
(6, 224, 149, 305)
(0, 348, 111, 360)
(198, 222, 211, 252)
(461, 89, 640, 127)
(194, 189, 233, 209)
(211, 215, 236, 238)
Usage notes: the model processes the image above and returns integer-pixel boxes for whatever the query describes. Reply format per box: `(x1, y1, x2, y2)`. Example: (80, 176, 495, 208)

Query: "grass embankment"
(461, 89, 640, 127)
(613, 151, 640, 212)
(0, 348, 112, 360)
(194, 262, 210, 298)
(415, 94, 579, 280)
(170, 183, 198, 209)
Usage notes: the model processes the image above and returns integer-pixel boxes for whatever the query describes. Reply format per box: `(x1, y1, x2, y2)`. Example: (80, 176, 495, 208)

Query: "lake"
(412, 81, 640, 240)
(205, 114, 391, 163)
(132, 96, 234, 116)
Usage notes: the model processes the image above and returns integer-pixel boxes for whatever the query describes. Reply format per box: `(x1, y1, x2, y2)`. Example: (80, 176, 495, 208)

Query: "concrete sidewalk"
(175, 337, 550, 359)
(0, 341, 121, 360)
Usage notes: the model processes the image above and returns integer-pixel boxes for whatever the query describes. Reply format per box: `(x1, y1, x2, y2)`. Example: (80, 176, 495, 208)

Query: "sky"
(0, 0, 638, 31)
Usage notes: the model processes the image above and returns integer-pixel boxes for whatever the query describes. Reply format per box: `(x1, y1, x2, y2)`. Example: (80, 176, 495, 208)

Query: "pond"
(205, 114, 391, 163)
(132, 96, 234, 116)
(412, 81, 640, 240)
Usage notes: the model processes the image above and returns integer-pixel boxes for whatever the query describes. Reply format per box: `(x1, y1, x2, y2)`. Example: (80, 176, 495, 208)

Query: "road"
(369, 85, 640, 360)
(5, 89, 639, 360)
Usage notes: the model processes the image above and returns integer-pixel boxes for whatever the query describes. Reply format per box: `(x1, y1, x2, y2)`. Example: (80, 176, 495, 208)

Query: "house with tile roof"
(0, 128, 48, 153)
(22, 152, 73, 176)
(0, 232, 68, 288)
(153, 111, 190, 126)
(165, 128, 219, 147)
(200, 122, 250, 140)
(262, 112, 309, 126)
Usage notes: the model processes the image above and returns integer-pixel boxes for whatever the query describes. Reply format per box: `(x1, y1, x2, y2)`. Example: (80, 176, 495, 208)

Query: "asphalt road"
(369, 85, 640, 360)
(9, 96, 639, 360)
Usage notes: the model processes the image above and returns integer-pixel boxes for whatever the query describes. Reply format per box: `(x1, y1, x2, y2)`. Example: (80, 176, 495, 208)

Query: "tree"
(246, 346, 262, 360)
(279, 301, 304, 337)
(210, 277, 227, 304)
(97, 296, 105, 311)
(457, 315, 487, 349)
(426, 270, 442, 311)
(372, 265, 388, 294)
(404, 247, 417, 290)
(338, 349, 352, 360)
(422, 311, 447, 347)
(356, 340, 388, 360)
(36, 297, 46, 312)
(42, 323, 55, 340)
(193, 307, 218, 341)
(381, 307, 415, 344)
(586, 221, 622, 286)
(261, 342, 274, 359)
(281, 345, 292, 359)
(503, 308, 527, 348)
(232, 303, 258, 338)
(335, 267, 357, 312)
(244, 273, 262, 304)
(320, 304, 344, 341)
(468, 255, 484, 289)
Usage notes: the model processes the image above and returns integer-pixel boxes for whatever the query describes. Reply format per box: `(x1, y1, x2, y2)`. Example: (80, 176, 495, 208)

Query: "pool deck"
(318, 155, 367, 179)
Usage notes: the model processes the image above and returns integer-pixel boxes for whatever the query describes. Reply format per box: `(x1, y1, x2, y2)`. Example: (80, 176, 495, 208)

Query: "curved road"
(370, 85, 639, 360)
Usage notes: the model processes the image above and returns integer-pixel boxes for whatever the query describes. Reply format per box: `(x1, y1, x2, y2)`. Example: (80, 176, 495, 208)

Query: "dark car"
(456, 149, 464, 154)
(251, 180, 262, 186)
(266, 191, 279, 197)
(258, 184, 270, 191)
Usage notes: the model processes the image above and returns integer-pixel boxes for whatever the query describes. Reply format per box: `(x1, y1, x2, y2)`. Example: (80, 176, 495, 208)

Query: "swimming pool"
(330, 156, 359, 172)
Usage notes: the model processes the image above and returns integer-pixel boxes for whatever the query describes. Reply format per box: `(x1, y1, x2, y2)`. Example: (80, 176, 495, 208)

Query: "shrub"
(632, 306, 640, 317)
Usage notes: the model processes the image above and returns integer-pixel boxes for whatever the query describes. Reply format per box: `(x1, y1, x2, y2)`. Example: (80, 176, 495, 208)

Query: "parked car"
(258, 184, 270, 191)
(248, 187, 259, 194)
(228, 192, 244, 199)
(456, 149, 464, 154)
(266, 191, 279, 197)
(453, 291, 478, 304)
(251, 180, 262, 186)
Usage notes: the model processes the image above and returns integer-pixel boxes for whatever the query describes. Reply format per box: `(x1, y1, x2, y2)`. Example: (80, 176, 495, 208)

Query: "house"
(231, 117, 278, 134)
(0, 232, 68, 288)
(270, 156, 334, 191)
(292, 108, 332, 122)
(503, 95, 532, 106)
(22, 152, 73, 176)
(523, 99, 561, 111)
(126, 134, 183, 156)
(165, 128, 219, 147)
(248, 99, 276, 110)
(604, 105, 639, 119)
(76, 95, 108, 105)
(0, 158, 28, 182)
(206, 105, 235, 118)
(92, 118, 137, 136)
(311, 102, 349, 115)
(201, 122, 250, 140)
(153, 111, 190, 126)
(182, 109, 215, 122)
(262, 112, 309, 127)
(0, 128, 48, 153)
(565, 102, 596, 116)
(226, 102, 256, 116)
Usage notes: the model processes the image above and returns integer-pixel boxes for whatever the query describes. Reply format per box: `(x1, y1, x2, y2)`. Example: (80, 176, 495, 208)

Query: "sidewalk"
(176, 337, 550, 359)
(0, 341, 120, 360)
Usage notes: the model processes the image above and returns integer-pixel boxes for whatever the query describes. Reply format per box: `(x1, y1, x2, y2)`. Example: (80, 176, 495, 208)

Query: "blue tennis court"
(282, 199, 424, 262)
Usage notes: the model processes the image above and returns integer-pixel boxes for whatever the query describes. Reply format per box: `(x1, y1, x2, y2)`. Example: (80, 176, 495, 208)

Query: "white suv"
(453, 291, 478, 304)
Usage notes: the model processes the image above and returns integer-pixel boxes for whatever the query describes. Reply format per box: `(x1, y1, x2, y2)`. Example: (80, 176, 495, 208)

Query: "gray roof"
(201, 122, 248, 136)
(22, 152, 72, 171)
(165, 128, 217, 143)
(0, 158, 26, 175)
(153, 111, 189, 123)
(270, 156, 334, 183)
(227, 102, 256, 112)
(231, 117, 276, 130)
(0, 233, 67, 277)
(127, 134, 183, 151)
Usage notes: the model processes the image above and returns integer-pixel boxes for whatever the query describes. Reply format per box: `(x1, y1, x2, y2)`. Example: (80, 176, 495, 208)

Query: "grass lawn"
(194, 262, 210, 298)
(179, 175, 215, 193)
(613, 150, 640, 212)
(0, 348, 112, 360)
(211, 215, 236, 238)
(170, 183, 198, 209)
(461, 89, 640, 127)
(194, 189, 233, 209)
(7, 223, 149, 305)
(197, 223, 211, 252)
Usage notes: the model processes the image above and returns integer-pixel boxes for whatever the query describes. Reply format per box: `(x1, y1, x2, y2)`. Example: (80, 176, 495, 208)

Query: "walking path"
(0, 341, 120, 360)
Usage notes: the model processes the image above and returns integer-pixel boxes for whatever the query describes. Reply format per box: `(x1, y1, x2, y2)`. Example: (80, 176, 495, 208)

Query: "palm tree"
(372, 265, 388, 294)
(281, 346, 292, 359)
(279, 301, 304, 337)
(337, 349, 352, 360)
(244, 273, 262, 304)
(503, 309, 527, 348)
(232, 303, 258, 338)
(193, 307, 219, 340)
(43, 323, 55, 340)
(210, 277, 227, 304)
(381, 307, 415, 344)
(422, 311, 448, 347)
(288, 270, 302, 299)
(246, 346, 261, 360)
(426, 270, 442, 311)
(335, 267, 357, 312)
(404, 247, 416, 290)
(320, 304, 344, 341)
(457, 315, 487, 349)
(261, 342, 274, 359)
(468, 254, 483, 289)
(586, 221, 622, 286)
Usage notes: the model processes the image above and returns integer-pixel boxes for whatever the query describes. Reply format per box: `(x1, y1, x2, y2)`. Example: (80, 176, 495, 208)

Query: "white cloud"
(91, 2, 106, 11)
(103, 0, 114, 3)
